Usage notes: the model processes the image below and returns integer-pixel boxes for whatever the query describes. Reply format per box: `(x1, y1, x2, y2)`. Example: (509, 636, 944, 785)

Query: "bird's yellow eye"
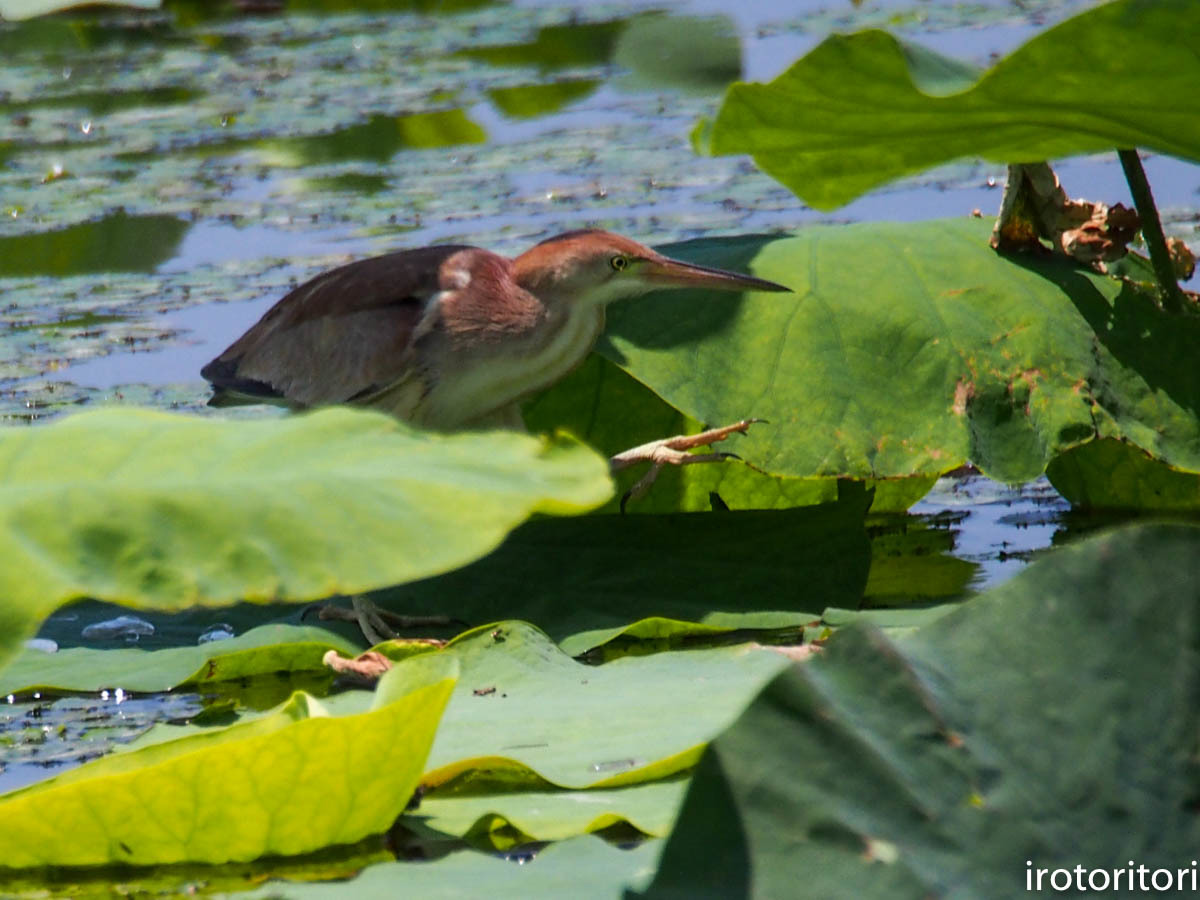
(610, 255, 629, 272)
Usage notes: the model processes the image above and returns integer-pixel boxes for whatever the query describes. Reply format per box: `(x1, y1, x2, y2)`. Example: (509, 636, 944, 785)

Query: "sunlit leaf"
(525, 353, 935, 513)
(419, 622, 789, 789)
(414, 777, 688, 847)
(0, 653, 457, 867)
(119, 621, 790, 795)
(0, 408, 611, 674)
(704, 0, 1200, 209)
(597, 220, 1200, 492)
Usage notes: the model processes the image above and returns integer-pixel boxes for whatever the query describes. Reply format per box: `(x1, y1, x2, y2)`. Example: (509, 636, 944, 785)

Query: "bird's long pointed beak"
(643, 256, 792, 293)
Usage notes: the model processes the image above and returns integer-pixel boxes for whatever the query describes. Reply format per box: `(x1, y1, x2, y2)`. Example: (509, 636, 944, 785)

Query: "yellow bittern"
(202, 229, 790, 641)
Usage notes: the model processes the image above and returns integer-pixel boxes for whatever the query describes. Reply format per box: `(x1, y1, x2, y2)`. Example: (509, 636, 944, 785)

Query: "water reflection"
(254, 109, 486, 167)
(457, 18, 626, 70)
(612, 14, 741, 95)
(0, 213, 189, 277)
(487, 79, 599, 120)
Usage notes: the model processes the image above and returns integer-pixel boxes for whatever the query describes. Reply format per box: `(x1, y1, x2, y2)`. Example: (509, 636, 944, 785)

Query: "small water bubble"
(62, 66, 71, 80)
(5, 695, 13, 704)
(198, 624, 235, 644)
(100, 690, 110, 700)
(33, 692, 41, 700)
(82, 615, 154, 641)
(114, 688, 126, 704)
(986, 175, 997, 188)
(80, 120, 92, 135)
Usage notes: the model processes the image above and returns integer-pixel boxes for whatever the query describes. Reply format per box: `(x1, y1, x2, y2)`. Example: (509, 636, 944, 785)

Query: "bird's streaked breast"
(413, 301, 605, 430)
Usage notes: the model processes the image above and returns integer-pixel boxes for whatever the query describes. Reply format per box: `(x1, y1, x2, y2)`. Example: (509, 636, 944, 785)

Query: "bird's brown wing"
(202, 245, 474, 408)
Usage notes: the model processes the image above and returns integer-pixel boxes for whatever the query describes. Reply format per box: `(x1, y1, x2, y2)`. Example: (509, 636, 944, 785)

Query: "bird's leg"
(610, 419, 760, 511)
(310, 596, 456, 646)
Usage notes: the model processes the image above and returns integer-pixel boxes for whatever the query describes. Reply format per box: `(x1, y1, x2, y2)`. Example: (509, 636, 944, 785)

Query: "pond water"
(0, 0, 1197, 876)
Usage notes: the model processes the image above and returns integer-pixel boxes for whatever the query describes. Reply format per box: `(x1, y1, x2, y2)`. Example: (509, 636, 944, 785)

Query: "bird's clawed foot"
(610, 419, 764, 511)
(306, 595, 458, 646)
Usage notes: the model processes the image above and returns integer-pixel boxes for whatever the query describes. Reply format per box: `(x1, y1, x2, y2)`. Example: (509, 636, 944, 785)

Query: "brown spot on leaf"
(1012, 368, 1042, 395)
(952, 379, 974, 416)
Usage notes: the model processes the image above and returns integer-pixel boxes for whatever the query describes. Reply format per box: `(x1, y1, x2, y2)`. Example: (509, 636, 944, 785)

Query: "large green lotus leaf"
(357, 494, 870, 650)
(600, 219, 1200, 488)
(0, 407, 611, 675)
(639, 523, 1200, 898)
(414, 777, 688, 847)
(245, 835, 661, 900)
(525, 353, 935, 513)
(0, 624, 359, 696)
(418, 622, 789, 789)
(704, 0, 1200, 210)
(0, 653, 458, 867)
(130, 622, 789, 791)
(1047, 437, 1200, 510)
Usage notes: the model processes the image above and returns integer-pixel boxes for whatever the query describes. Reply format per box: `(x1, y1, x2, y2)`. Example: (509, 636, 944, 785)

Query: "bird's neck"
(419, 260, 607, 429)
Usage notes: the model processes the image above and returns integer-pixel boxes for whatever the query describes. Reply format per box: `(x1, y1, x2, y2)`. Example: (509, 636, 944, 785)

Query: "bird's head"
(512, 229, 790, 307)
